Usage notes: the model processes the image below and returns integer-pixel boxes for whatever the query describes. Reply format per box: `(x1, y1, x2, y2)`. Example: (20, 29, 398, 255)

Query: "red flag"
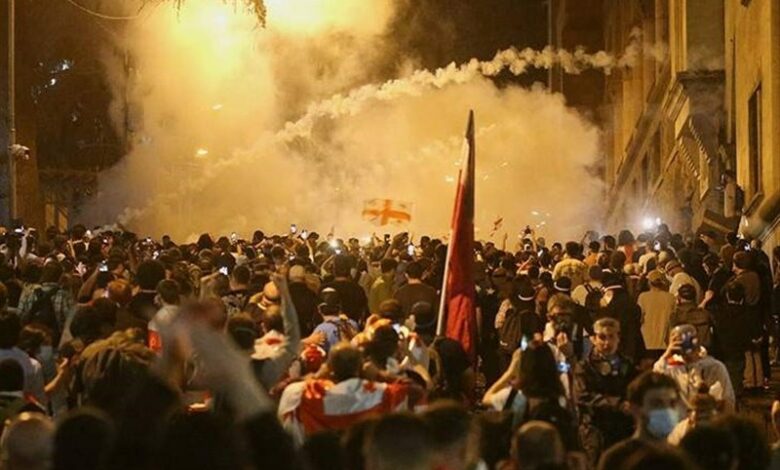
(437, 110, 477, 361)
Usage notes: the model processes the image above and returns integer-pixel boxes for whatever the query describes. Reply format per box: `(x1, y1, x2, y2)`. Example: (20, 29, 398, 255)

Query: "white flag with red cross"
(361, 199, 413, 226)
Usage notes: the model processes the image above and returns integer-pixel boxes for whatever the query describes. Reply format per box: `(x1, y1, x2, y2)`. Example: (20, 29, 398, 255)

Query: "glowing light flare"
(264, 0, 392, 35)
(641, 217, 661, 230)
(165, 0, 257, 77)
(195, 148, 209, 158)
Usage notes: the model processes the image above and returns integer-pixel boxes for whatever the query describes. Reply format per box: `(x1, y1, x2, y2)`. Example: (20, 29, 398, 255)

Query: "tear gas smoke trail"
(115, 27, 664, 229)
(278, 27, 661, 141)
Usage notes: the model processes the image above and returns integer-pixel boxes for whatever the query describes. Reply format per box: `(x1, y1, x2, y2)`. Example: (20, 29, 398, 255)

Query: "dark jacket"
(288, 282, 320, 337)
(601, 288, 644, 362)
(712, 302, 751, 361)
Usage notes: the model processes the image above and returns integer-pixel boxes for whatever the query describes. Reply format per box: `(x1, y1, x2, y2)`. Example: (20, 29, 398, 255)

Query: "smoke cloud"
(84, 0, 645, 242)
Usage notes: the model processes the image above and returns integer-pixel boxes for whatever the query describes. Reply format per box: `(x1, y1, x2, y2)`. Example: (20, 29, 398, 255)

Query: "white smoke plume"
(83, 1, 661, 242)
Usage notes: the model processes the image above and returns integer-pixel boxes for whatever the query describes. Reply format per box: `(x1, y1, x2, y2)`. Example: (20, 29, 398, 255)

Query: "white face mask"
(646, 408, 680, 439)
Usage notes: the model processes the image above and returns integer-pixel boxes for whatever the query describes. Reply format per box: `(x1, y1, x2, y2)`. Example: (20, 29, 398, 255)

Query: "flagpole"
(436, 227, 455, 336)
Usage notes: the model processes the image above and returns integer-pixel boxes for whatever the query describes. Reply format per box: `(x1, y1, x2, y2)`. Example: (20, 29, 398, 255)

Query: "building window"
(747, 84, 762, 200)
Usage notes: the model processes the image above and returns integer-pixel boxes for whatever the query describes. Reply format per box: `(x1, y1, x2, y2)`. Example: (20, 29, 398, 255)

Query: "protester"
(600, 273, 644, 362)
(0, 360, 46, 435)
(0, 312, 46, 404)
(322, 255, 368, 323)
(368, 258, 398, 314)
(552, 242, 587, 288)
(482, 340, 576, 449)
(147, 279, 180, 353)
(394, 260, 438, 317)
(311, 288, 358, 353)
(509, 421, 566, 470)
(575, 318, 636, 450)
(637, 270, 675, 360)
(712, 282, 751, 397)
(669, 284, 713, 349)
(654, 324, 736, 412)
(571, 264, 603, 311)
(278, 343, 416, 445)
(598, 372, 681, 469)
(0, 222, 775, 469)
(667, 384, 720, 445)
(0, 412, 55, 470)
(18, 262, 74, 345)
(666, 260, 703, 304)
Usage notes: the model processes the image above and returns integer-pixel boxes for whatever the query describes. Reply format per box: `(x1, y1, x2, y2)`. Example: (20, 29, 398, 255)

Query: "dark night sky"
(385, 0, 549, 84)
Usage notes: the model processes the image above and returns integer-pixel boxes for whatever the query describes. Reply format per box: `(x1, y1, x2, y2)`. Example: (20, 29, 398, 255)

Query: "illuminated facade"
(727, 0, 780, 253)
(601, 0, 738, 237)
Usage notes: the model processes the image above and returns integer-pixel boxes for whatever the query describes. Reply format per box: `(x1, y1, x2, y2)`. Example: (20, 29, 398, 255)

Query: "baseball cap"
(318, 287, 341, 315)
(554, 277, 572, 293)
(677, 284, 697, 301)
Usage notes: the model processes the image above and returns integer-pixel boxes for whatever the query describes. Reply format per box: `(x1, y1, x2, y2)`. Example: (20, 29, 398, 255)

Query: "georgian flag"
(361, 199, 413, 226)
(278, 378, 411, 445)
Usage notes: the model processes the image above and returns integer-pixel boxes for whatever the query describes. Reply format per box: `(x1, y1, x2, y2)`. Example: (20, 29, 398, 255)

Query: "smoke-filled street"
(0, 1, 779, 469)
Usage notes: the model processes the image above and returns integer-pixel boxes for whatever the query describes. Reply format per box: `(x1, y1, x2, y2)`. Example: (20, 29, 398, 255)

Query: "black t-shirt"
(117, 291, 157, 334)
(707, 267, 733, 307)
(323, 279, 368, 323)
(712, 302, 751, 360)
(289, 282, 321, 337)
(394, 283, 439, 317)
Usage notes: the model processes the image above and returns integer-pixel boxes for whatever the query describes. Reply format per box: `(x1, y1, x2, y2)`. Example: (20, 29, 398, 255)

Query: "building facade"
(602, 0, 739, 238)
(727, 0, 780, 254)
(602, 0, 780, 257)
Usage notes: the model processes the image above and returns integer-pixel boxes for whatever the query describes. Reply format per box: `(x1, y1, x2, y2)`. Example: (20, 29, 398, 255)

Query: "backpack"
(327, 316, 358, 343)
(25, 287, 62, 342)
(499, 308, 526, 354)
(583, 284, 603, 317)
(674, 306, 713, 349)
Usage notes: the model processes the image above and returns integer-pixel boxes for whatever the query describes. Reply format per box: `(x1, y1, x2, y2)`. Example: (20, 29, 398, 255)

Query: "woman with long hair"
(482, 341, 576, 449)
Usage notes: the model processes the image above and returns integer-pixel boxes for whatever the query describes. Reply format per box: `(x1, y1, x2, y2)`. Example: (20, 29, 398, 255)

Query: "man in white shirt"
(571, 265, 603, 307)
(0, 312, 46, 404)
(665, 260, 702, 304)
(147, 279, 180, 353)
(653, 324, 735, 412)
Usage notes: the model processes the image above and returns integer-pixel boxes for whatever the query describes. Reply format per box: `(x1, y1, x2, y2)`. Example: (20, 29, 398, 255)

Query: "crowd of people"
(0, 222, 780, 470)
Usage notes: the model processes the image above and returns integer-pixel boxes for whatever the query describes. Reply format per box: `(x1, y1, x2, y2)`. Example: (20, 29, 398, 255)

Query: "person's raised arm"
(482, 348, 520, 408)
(77, 266, 101, 302)
(259, 269, 302, 387)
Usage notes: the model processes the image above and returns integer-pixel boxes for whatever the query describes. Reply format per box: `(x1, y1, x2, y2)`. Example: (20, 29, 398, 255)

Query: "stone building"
(727, 0, 780, 254)
(601, 0, 738, 238)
